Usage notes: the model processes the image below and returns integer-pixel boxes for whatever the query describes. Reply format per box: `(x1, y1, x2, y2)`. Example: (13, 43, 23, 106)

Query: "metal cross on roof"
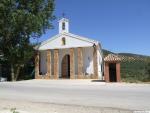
(62, 13, 66, 18)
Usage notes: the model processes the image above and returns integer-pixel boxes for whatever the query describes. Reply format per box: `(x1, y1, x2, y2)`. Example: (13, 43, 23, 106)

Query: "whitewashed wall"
(83, 47, 94, 76)
(58, 47, 95, 77)
(39, 46, 103, 79)
(97, 45, 103, 79)
(39, 34, 96, 50)
(39, 51, 47, 75)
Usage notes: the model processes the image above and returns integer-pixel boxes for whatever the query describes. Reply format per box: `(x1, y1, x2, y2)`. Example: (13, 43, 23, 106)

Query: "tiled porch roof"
(104, 54, 121, 62)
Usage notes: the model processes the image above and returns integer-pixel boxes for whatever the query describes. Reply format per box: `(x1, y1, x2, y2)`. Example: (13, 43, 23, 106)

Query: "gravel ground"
(0, 80, 150, 113)
(0, 99, 132, 113)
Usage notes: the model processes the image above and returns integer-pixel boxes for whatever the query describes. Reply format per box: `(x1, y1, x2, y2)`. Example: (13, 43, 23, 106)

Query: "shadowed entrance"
(109, 63, 117, 82)
(61, 55, 70, 78)
(104, 54, 121, 82)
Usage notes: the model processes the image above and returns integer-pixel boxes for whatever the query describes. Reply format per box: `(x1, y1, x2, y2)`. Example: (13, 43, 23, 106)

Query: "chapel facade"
(35, 18, 104, 79)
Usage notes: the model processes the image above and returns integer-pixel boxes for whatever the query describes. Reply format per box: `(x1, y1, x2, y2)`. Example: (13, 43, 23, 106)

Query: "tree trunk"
(11, 64, 21, 81)
(11, 64, 15, 81)
(15, 66, 21, 81)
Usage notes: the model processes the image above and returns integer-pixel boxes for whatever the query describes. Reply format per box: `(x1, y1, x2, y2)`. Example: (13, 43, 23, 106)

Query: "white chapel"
(35, 18, 104, 79)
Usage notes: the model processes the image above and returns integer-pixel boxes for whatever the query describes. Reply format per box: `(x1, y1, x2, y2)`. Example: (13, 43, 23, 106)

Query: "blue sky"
(34, 0, 150, 56)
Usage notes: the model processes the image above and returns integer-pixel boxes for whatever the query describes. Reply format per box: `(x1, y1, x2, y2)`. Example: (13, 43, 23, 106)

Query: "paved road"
(0, 80, 150, 111)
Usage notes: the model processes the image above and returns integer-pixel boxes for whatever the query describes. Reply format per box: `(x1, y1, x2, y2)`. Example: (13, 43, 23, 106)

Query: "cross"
(62, 13, 66, 18)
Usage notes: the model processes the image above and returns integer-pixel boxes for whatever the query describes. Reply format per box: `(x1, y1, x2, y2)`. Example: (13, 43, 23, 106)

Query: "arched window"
(62, 22, 65, 30)
(62, 37, 66, 45)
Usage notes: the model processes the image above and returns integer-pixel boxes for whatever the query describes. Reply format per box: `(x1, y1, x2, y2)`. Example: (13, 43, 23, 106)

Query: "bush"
(121, 59, 150, 83)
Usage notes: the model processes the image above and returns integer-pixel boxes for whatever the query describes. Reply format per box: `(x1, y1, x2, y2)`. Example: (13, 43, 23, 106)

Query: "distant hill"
(118, 53, 150, 58)
(102, 49, 150, 82)
(102, 49, 114, 57)
(102, 49, 150, 61)
(103, 49, 149, 57)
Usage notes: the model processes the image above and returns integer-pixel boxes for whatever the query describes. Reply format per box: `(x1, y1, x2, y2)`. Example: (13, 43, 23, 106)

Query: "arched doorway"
(61, 55, 70, 78)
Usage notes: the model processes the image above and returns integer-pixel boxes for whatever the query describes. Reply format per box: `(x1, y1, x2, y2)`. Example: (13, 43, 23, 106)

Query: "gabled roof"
(35, 32, 100, 50)
(65, 33, 98, 44)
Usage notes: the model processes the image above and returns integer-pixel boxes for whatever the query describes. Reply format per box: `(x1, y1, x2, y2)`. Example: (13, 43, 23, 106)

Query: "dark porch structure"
(104, 54, 121, 82)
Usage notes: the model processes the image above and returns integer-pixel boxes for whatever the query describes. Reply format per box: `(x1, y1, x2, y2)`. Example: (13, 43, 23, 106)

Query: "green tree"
(0, 0, 55, 81)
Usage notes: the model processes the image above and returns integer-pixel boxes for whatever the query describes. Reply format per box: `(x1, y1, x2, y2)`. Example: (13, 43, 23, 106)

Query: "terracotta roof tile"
(104, 54, 121, 62)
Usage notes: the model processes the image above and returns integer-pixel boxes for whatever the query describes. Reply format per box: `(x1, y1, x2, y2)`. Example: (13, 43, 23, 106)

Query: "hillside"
(103, 49, 150, 82)
(103, 49, 149, 58)
(103, 49, 149, 61)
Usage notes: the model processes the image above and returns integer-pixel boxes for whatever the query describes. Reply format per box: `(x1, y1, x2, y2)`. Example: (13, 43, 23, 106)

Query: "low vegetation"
(121, 59, 150, 83)
(10, 108, 19, 113)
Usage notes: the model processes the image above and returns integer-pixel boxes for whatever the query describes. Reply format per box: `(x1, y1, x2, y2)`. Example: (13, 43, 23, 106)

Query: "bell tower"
(59, 18, 69, 33)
